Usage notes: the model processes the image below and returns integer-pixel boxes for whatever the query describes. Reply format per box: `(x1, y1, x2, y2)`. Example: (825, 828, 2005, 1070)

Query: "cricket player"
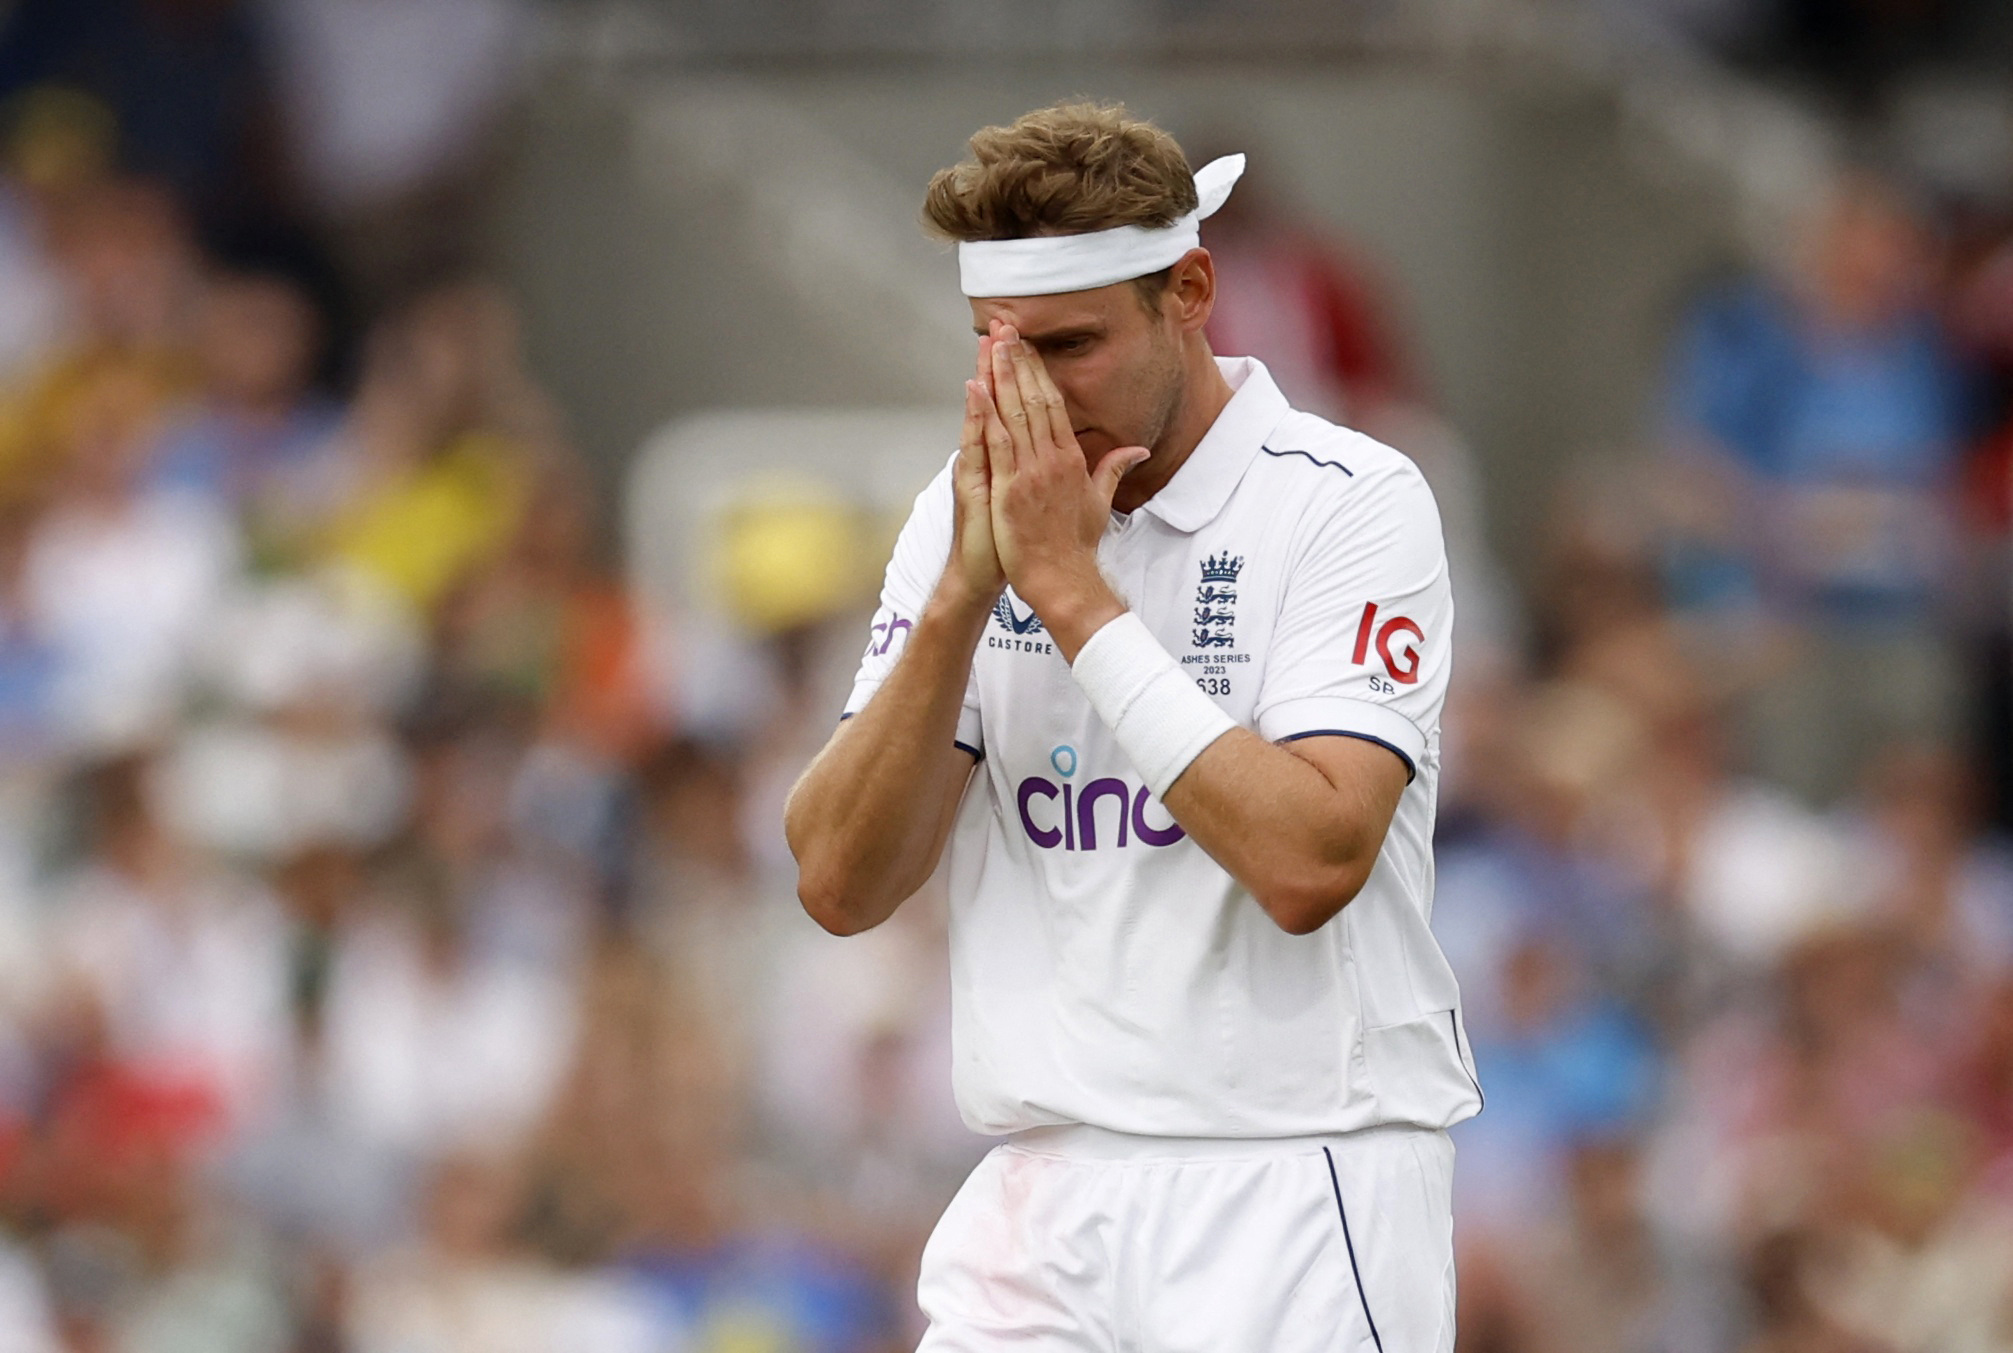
(784, 101, 1481, 1352)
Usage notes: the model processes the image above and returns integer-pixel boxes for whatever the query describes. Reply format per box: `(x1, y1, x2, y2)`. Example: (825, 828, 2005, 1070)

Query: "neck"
(1112, 340, 1235, 514)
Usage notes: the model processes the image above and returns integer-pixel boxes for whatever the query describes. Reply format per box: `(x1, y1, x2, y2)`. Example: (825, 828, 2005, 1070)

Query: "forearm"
(784, 573, 992, 934)
(1161, 731, 1393, 934)
(1067, 609, 1398, 935)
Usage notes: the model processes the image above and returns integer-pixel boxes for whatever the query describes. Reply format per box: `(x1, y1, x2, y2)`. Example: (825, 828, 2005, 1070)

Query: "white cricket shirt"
(843, 357, 1484, 1139)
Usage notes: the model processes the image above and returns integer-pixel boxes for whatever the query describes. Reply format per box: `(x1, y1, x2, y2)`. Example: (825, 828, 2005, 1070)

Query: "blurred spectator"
(141, 231, 344, 513)
(257, 0, 532, 302)
(310, 281, 543, 616)
(1644, 927, 1950, 1269)
(1848, 742, 2013, 1006)
(314, 791, 580, 1160)
(1436, 674, 1669, 1018)
(1460, 1137, 1690, 1353)
(758, 892, 982, 1274)
(1737, 1229, 1886, 1353)
(21, 356, 239, 752)
(349, 1150, 661, 1353)
(46, 756, 290, 1136)
(1807, 1113, 2013, 1351)
(527, 944, 906, 1353)
(1678, 772, 1870, 976)
(0, 178, 199, 505)
(1660, 170, 1974, 802)
(441, 465, 656, 915)
(1456, 930, 1664, 1230)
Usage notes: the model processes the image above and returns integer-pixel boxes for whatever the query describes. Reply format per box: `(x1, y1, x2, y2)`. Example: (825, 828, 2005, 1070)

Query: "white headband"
(957, 154, 1246, 298)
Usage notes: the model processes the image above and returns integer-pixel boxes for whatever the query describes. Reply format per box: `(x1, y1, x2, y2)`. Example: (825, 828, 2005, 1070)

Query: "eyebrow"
(970, 324, 1105, 344)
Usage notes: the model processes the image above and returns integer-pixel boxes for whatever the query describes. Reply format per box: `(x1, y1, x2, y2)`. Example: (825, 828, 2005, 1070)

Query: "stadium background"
(0, 0, 2006, 1349)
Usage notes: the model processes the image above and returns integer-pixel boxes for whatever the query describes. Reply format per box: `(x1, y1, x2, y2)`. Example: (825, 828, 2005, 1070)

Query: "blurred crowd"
(0, 4, 995, 1353)
(3, 5, 2013, 1353)
(1430, 151, 2013, 1353)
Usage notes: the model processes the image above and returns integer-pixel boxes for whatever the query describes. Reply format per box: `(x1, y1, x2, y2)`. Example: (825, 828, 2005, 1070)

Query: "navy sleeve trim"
(1261, 445, 1354, 477)
(1277, 729, 1416, 783)
(838, 713, 984, 763)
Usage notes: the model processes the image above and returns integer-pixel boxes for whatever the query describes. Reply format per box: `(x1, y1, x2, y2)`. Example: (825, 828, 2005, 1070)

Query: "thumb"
(1091, 445, 1151, 506)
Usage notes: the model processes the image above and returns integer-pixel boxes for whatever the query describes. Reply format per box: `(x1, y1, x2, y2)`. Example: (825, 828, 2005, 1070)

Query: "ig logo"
(1352, 601, 1423, 685)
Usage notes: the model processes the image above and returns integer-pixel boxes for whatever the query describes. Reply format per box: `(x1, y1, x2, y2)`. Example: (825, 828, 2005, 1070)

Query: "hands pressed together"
(946, 322, 1149, 659)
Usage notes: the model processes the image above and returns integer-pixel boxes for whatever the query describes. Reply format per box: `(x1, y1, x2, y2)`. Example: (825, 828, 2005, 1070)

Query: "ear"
(1166, 248, 1217, 336)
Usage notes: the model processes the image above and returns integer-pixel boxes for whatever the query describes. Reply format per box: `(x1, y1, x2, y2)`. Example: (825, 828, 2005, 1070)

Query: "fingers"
(1000, 328, 1061, 460)
(1024, 342, 1076, 451)
(1090, 445, 1151, 508)
(978, 372, 1016, 486)
(974, 333, 994, 398)
(995, 326, 1077, 477)
(959, 380, 987, 475)
(988, 334, 1036, 471)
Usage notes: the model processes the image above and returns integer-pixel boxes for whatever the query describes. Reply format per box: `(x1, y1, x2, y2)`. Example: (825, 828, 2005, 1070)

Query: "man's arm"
(785, 375, 1007, 936)
(980, 326, 1411, 935)
(1159, 731, 1407, 934)
(784, 582, 988, 936)
(1045, 601, 1407, 935)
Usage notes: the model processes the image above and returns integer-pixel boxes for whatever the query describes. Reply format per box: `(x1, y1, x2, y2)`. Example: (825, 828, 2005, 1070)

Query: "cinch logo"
(866, 612, 911, 656)
(1015, 744, 1186, 851)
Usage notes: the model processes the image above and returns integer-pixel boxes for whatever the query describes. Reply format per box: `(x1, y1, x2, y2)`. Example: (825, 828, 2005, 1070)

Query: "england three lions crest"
(1193, 553, 1242, 649)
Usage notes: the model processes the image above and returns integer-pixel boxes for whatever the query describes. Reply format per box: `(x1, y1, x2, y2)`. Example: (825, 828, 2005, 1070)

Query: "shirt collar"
(1135, 356, 1290, 534)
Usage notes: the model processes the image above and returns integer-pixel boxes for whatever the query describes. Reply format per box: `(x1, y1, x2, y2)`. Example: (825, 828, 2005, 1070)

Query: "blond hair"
(922, 101, 1196, 243)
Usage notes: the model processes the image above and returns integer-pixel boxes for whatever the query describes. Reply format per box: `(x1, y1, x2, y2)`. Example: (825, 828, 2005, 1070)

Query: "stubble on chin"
(1138, 337, 1188, 458)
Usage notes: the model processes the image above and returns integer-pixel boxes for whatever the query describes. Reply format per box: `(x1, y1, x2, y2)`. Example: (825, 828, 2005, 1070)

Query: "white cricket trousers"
(915, 1123, 1456, 1353)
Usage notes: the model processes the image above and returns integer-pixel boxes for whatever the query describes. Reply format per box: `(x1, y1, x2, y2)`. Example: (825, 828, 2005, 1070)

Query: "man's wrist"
(1023, 568, 1125, 662)
(930, 566, 1004, 625)
(1070, 611, 1238, 798)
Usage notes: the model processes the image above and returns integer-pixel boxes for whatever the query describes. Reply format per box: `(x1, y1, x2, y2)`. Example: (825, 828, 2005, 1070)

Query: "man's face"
(969, 281, 1186, 464)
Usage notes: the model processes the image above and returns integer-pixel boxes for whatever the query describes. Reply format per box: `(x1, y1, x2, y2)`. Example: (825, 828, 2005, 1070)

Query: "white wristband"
(1070, 612, 1238, 798)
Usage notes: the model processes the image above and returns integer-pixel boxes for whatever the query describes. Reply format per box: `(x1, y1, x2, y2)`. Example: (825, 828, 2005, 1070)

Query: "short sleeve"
(1253, 461, 1451, 781)
(841, 459, 985, 758)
